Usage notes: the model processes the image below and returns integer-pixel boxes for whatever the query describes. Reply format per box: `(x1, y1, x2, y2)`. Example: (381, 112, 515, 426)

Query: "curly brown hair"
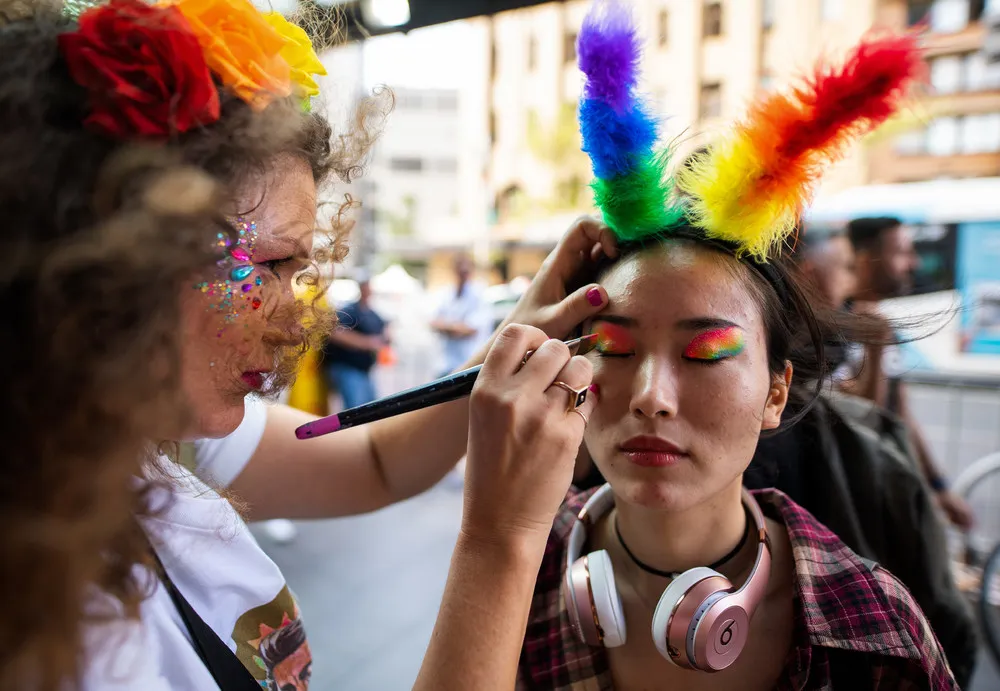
(0, 3, 384, 688)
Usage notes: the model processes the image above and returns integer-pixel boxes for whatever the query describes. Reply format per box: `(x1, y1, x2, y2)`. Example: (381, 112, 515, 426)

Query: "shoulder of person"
(79, 591, 172, 691)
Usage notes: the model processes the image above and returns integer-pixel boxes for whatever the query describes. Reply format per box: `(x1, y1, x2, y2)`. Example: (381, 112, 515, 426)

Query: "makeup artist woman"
(0, 0, 616, 688)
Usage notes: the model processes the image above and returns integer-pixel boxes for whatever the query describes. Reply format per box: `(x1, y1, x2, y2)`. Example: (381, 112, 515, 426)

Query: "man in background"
(842, 217, 974, 530)
(323, 274, 388, 409)
(430, 253, 493, 376)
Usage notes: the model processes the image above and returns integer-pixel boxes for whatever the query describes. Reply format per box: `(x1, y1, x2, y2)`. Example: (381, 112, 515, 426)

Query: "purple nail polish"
(587, 287, 603, 307)
(589, 383, 600, 395)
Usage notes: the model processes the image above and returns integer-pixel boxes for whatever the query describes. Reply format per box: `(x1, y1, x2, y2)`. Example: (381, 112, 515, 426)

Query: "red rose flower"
(59, 0, 220, 138)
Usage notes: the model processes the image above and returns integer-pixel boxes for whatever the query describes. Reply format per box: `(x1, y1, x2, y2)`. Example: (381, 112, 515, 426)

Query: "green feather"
(591, 150, 685, 242)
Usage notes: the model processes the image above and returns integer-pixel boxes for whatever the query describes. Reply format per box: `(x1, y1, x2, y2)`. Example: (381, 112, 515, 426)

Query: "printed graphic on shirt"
(232, 585, 312, 690)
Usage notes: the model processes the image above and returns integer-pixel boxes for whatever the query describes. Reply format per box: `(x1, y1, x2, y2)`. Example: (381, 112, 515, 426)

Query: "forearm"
(413, 531, 544, 691)
(850, 344, 888, 406)
(366, 336, 497, 501)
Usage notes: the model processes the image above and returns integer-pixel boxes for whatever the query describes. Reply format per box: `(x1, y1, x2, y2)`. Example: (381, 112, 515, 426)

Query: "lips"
(241, 371, 266, 390)
(619, 435, 688, 467)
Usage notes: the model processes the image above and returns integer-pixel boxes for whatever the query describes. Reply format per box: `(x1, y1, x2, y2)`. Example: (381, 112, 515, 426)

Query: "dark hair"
(596, 226, 888, 429)
(260, 620, 308, 689)
(847, 216, 902, 253)
(0, 5, 383, 689)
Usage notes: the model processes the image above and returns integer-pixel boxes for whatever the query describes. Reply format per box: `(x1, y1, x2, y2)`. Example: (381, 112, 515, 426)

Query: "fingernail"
(586, 287, 603, 307)
(589, 383, 600, 395)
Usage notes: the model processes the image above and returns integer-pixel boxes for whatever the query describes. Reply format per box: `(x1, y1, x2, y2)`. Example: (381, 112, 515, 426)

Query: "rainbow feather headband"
(578, 0, 926, 262)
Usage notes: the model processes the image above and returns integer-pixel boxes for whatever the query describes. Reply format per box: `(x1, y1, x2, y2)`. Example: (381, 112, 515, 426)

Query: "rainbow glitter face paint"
(683, 327, 746, 361)
(194, 216, 263, 332)
(591, 321, 635, 356)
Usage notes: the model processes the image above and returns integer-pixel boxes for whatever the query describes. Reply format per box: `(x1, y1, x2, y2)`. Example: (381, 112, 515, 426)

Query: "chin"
(601, 463, 705, 513)
(186, 394, 247, 440)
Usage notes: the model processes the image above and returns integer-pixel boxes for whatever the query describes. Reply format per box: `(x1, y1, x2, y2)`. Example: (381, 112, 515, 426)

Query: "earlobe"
(761, 362, 793, 431)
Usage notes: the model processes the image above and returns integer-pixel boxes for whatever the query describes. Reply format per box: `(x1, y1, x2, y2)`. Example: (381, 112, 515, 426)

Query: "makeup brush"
(295, 333, 598, 439)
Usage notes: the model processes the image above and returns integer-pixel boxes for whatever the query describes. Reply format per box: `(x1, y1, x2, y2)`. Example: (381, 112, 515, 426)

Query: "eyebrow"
(675, 317, 742, 330)
(592, 315, 742, 330)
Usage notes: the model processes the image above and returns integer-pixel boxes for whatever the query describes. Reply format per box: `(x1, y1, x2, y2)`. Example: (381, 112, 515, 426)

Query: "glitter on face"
(590, 321, 635, 356)
(196, 216, 262, 333)
(683, 326, 746, 361)
(230, 265, 254, 281)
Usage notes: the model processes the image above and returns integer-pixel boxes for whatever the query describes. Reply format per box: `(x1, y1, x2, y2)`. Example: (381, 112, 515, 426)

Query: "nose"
(629, 356, 678, 419)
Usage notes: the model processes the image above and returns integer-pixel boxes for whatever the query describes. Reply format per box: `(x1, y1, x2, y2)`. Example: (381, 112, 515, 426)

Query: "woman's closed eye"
(682, 326, 746, 363)
(259, 257, 294, 276)
(591, 322, 635, 357)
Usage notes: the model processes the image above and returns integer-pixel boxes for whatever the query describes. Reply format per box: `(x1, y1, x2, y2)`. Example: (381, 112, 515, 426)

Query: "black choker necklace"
(614, 509, 751, 580)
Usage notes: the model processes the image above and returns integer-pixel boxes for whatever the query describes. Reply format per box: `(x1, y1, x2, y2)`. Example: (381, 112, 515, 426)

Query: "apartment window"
(389, 157, 423, 172)
(433, 159, 459, 174)
(963, 51, 1000, 89)
(820, 0, 843, 21)
(703, 2, 723, 37)
(960, 113, 1000, 152)
(927, 117, 960, 155)
(657, 8, 669, 47)
(699, 82, 722, 119)
(906, 0, 933, 25)
(528, 35, 538, 71)
(930, 0, 970, 33)
(930, 54, 963, 93)
(564, 31, 578, 64)
(761, 0, 775, 30)
(895, 128, 927, 155)
(436, 92, 459, 110)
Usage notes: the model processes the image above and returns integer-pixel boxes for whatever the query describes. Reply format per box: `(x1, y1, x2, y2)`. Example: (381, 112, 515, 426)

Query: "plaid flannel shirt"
(517, 488, 958, 690)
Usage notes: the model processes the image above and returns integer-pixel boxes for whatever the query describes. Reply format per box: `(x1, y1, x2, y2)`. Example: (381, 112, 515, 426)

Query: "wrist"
(457, 523, 549, 568)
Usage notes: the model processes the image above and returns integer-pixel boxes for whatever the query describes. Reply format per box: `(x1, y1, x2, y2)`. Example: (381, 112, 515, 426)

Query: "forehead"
(239, 156, 317, 250)
(601, 243, 763, 328)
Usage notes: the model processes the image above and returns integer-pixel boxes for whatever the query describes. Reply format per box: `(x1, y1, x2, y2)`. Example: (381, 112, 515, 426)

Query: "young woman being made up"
(517, 3, 956, 690)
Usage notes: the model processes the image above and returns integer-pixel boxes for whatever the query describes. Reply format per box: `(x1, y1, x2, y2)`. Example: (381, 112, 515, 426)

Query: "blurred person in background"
(841, 217, 975, 530)
(431, 253, 494, 376)
(322, 272, 387, 409)
(794, 225, 857, 310)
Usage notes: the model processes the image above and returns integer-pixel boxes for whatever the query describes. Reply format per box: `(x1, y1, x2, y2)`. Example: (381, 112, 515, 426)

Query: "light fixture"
(361, 0, 410, 28)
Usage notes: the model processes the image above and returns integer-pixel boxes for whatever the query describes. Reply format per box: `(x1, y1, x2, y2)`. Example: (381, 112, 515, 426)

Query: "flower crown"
(59, 0, 327, 138)
(578, 0, 926, 263)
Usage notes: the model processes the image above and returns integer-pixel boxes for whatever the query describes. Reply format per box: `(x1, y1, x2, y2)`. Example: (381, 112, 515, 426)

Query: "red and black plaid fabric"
(517, 488, 958, 690)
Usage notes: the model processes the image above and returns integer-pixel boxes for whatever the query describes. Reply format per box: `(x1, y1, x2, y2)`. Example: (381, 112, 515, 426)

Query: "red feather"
(783, 32, 926, 161)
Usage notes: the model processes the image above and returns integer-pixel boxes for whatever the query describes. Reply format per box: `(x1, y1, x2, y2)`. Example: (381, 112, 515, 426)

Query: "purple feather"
(578, 0, 641, 111)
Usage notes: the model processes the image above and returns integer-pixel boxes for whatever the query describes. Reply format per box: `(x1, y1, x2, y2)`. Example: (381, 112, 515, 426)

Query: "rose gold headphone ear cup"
(585, 550, 627, 647)
(651, 567, 729, 668)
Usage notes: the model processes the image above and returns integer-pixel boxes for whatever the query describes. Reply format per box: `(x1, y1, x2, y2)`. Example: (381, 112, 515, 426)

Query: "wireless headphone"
(563, 484, 771, 672)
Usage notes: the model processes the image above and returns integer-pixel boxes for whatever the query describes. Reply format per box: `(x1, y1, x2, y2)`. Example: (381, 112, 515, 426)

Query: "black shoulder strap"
(151, 550, 262, 691)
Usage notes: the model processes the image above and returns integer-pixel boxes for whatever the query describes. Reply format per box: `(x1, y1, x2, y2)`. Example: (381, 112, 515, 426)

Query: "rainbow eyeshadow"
(683, 326, 746, 361)
(591, 321, 635, 355)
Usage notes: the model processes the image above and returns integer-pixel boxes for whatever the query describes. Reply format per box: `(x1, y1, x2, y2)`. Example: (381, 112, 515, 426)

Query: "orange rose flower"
(164, 0, 291, 111)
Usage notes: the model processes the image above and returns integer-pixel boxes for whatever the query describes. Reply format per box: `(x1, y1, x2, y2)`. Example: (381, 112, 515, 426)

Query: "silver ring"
(571, 409, 589, 426)
(550, 380, 588, 413)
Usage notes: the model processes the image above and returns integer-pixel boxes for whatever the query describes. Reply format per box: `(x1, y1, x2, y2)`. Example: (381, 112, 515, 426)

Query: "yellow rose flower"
(262, 12, 327, 104)
(165, 0, 291, 111)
